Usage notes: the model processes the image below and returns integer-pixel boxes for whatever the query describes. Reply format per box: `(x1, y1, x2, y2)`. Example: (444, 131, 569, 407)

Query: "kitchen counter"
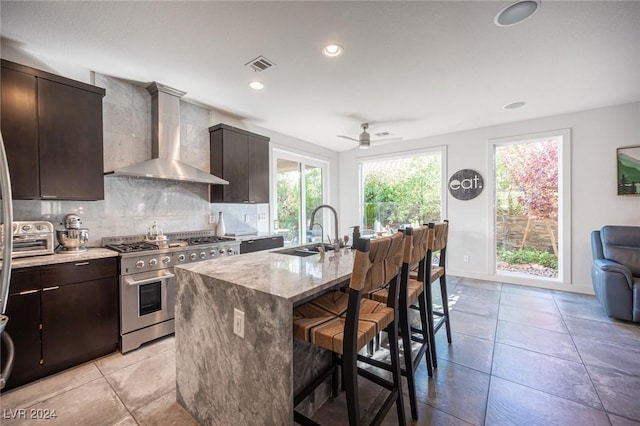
(227, 233, 281, 241)
(0, 247, 118, 269)
(174, 246, 356, 425)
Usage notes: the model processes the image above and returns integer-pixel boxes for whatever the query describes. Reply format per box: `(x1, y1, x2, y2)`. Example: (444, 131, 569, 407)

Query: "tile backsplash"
(9, 73, 269, 246)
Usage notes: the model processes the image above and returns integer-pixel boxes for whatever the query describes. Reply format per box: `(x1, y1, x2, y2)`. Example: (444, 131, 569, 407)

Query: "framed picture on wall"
(617, 146, 640, 196)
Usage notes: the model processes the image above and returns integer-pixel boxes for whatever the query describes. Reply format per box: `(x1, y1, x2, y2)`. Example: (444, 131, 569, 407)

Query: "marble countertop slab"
(176, 246, 356, 305)
(1, 248, 118, 269)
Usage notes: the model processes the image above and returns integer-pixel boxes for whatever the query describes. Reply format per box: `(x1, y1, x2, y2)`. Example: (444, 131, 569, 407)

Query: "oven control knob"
(227, 248, 235, 255)
(162, 256, 171, 264)
(21, 224, 32, 232)
(36, 224, 47, 231)
(136, 260, 145, 269)
(177, 254, 186, 262)
(190, 253, 197, 261)
(149, 258, 158, 266)
(210, 249, 217, 257)
(219, 249, 225, 255)
(200, 252, 206, 259)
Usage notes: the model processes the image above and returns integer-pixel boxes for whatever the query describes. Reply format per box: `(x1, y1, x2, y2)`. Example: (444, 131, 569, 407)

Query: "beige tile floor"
(1, 277, 639, 425)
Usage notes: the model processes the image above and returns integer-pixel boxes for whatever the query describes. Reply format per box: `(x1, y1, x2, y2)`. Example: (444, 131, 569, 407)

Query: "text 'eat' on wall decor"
(449, 169, 484, 201)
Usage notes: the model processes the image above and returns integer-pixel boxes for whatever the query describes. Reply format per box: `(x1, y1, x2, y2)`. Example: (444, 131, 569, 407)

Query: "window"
(491, 129, 571, 284)
(360, 149, 446, 234)
(272, 150, 327, 246)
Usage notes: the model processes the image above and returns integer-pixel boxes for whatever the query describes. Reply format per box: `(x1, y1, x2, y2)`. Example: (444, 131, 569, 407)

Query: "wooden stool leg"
(417, 291, 433, 376)
(343, 345, 360, 425)
(425, 278, 438, 368)
(440, 275, 452, 343)
(388, 319, 407, 426)
(332, 353, 340, 398)
(400, 293, 419, 420)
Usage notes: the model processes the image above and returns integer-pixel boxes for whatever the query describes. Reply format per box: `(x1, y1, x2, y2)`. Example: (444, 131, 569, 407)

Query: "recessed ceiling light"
(322, 44, 343, 57)
(249, 81, 264, 90)
(495, 0, 539, 27)
(503, 101, 526, 110)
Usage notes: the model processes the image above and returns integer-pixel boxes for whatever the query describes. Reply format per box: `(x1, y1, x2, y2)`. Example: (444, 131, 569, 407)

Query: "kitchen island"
(174, 246, 356, 425)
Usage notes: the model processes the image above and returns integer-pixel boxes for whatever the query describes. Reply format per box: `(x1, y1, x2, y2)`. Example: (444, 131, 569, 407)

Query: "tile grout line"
(481, 281, 503, 426)
(554, 294, 611, 422)
(97, 359, 142, 425)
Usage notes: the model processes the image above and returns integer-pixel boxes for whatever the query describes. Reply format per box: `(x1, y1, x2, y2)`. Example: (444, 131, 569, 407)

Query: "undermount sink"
(275, 248, 318, 257)
(275, 244, 336, 257)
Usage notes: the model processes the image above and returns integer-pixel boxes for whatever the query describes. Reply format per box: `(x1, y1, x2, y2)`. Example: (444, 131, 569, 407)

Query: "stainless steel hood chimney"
(108, 82, 228, 185)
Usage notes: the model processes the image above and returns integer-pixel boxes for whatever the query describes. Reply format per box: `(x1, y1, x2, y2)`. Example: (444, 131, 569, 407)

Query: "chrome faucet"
(310, 222, 324, 245)
(309, 204, 341, 249)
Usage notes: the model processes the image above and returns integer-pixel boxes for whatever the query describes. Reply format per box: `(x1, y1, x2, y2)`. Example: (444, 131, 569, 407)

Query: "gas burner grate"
(186, 236, 236, 246)
(106, 242, 159, 253)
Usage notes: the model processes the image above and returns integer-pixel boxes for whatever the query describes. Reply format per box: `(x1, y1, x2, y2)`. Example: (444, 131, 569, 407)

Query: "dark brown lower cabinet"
(1, 268, 41, 390)
(0, 258, 118, 392)
(240, 236, 284, 254)
(41, 277, 118, 371)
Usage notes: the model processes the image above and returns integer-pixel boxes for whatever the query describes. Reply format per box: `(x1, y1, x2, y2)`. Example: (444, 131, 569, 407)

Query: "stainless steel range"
(103, 230, 240, 353)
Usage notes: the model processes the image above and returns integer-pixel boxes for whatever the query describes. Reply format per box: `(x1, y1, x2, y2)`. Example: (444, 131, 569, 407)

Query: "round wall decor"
(448, 169, 484, 200)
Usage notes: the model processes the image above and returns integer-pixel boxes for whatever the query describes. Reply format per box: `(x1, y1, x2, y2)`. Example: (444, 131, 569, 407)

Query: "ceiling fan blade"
(337, 135, 359, 142)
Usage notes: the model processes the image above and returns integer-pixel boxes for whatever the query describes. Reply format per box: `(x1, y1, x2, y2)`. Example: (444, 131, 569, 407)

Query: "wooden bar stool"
(361, 226, 433, 420)
(292, 233, 407, 426)
(423, 221, 452, 368)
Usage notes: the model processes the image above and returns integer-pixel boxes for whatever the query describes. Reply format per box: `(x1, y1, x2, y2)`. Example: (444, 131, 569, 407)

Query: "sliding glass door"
(273, 150, 327, 246)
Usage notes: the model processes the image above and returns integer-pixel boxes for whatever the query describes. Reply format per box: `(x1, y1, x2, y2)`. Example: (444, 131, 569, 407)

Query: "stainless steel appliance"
(1, 130, 15, 389)
(103, 230, 240, 353)
(55, 214, 89, 252)
(0, 221, 55, 259)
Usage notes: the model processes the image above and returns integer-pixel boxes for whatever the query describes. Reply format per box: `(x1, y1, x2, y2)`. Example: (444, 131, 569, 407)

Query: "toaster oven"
(0, 221, 55, 258)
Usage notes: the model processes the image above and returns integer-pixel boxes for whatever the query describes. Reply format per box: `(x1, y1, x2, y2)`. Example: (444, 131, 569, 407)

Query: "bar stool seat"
(303, 297, 394, 354)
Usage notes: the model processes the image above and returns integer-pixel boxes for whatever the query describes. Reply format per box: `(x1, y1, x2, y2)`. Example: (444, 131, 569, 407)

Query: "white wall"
(339, 102, 640, 294)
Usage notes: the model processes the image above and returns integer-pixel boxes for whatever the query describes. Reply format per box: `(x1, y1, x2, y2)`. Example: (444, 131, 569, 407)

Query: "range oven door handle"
(124, 272, 175, 287)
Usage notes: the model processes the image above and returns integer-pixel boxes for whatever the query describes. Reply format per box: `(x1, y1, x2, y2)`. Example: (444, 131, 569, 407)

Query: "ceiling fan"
(337, 122, 402, 149)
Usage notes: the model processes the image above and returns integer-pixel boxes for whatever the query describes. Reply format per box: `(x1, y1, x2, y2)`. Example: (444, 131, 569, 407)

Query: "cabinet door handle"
(75, 261, 90, 266)
(247, 240, 255, 244)
(18, 289, 39, 295)
(42, 286, 59, 291)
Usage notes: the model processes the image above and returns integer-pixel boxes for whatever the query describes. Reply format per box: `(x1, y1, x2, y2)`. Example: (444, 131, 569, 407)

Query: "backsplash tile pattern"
(10, 74, 268, 246)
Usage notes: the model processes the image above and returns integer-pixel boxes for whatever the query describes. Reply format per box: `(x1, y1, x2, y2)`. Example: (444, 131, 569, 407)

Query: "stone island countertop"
(174, 246, 356, 425)
(176, 245, 356, 305)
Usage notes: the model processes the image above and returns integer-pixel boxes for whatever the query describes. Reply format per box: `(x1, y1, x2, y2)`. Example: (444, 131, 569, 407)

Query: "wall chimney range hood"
(108, 82, 228, 185)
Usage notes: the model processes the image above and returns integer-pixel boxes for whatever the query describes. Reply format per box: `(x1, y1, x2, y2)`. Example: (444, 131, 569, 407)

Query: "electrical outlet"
(233, 308, 245, 338)
(244, 214, 251, 223)
(209, 214, 215, 224)
(463, 255, 470, 263)
(258, 213, 266, 220)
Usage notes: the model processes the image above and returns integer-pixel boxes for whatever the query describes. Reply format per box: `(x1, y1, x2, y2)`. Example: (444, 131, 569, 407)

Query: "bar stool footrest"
(294, 410, 323, 426)
(294, 364, 336, 407)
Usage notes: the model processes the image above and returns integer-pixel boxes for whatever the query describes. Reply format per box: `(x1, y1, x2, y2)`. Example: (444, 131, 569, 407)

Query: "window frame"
(270, 148, 329, 243)
(357, 146, 448, 231)
(488, 129, 572, 285)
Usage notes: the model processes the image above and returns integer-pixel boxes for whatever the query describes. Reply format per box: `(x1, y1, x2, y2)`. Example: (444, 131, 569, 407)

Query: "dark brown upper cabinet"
(0, 60, 106, 200)
(209, 123, 270, 203)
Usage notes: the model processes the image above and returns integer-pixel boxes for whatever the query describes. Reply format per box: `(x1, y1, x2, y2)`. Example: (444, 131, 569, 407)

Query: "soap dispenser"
(350, 226, 361, 248)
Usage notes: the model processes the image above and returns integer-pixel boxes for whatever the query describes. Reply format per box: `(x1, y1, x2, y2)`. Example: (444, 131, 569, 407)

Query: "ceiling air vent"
(246, 56, 276, 72)
(374, 131, 393, 138)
